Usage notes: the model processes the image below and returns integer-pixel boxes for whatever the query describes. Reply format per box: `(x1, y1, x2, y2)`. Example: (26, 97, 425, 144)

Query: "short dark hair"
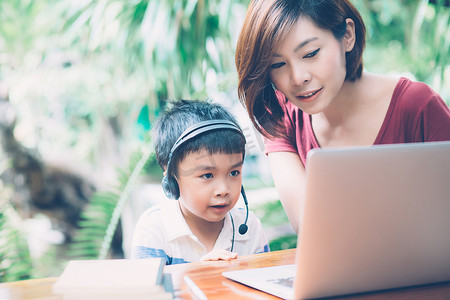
(152, 99, 246, 176)
(235, 0, 366, 138)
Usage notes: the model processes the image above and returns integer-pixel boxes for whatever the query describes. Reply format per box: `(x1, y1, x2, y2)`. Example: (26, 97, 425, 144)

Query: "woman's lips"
(296, 87, 323, 103)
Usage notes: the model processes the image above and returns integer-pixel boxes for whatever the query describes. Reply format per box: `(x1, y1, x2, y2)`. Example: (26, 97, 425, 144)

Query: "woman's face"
(269, 17, 355, 115)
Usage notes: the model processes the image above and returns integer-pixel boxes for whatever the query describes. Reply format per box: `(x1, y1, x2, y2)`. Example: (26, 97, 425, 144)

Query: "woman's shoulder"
(363, 73, 441, 111)
(361, 73, 399, 95)
(356, 73, 398, 107)
(391, 76, 444, 113)
(394, 77, 439, 97)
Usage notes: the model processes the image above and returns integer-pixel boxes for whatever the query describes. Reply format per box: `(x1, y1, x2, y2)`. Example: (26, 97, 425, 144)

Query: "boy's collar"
(162, 200, 192, 241)
(161, 201, 249, 245)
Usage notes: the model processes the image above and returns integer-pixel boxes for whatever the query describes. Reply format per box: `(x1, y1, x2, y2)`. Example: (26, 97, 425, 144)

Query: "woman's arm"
(267, 152, 307, 233)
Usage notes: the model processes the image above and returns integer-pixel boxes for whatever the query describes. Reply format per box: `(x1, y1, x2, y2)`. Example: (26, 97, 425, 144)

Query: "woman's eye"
(303, 48, 320, 58)
(230, 170, 240, 177)
(201, 173, 213, 179)
(270, 62, 285, 69)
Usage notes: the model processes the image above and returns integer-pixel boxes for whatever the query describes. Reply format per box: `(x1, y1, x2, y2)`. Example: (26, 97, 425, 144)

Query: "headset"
(161, 119, 249, 237)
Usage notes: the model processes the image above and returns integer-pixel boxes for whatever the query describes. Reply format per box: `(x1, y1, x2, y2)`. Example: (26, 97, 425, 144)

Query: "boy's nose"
(216, 191, 229, 198)
(215, 181, 230, 198)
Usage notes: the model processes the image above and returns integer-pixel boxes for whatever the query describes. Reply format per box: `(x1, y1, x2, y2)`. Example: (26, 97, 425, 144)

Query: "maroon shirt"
(264, 77, 450, 166)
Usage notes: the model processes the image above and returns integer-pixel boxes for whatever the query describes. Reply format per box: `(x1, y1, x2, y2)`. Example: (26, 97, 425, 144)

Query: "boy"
(131, 100, 269, 264)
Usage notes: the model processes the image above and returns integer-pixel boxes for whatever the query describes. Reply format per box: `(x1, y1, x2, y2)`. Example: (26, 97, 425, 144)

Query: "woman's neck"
(311, 72, 397, 147)
(318, 73, 367, 126)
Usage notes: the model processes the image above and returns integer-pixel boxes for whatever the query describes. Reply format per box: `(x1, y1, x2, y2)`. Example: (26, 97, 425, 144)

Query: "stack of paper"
(53, 258, 173, 300)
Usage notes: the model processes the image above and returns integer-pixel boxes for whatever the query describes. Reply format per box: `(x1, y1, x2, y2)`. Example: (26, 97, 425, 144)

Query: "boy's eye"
(270, 62, 285, 69)
(230, 170, 240, 177)
(200, 173, 213, 179)
(303, 48, 320, 58)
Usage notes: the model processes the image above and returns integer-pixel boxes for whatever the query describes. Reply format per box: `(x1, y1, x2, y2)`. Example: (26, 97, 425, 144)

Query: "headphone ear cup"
(161, 175, 171, 198)
(162, 174, 180, 200)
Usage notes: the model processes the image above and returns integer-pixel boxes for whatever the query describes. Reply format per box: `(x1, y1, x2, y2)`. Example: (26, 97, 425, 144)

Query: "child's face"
(176, 149, 243, 224)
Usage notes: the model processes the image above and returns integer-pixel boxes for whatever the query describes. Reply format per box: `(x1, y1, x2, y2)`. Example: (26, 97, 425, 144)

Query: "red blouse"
(264, 77, 450, 166)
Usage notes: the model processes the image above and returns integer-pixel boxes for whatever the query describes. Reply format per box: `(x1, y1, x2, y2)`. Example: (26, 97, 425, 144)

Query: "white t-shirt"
(131, 200, 270, 264)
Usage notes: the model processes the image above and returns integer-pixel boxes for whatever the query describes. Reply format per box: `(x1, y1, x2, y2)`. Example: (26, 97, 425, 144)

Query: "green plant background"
(0, 0, 449, 282)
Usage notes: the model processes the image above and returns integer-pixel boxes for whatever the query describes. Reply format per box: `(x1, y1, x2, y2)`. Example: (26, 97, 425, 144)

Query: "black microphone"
(239, 186, 249, 235)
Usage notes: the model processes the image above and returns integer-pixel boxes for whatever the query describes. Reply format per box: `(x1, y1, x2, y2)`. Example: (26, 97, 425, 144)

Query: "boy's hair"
(235, 0, 366, 138)
(152, 99, 246, 176)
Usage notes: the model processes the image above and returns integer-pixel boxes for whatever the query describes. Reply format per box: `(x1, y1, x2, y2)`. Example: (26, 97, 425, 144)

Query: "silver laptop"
(223, 141, 450, 299)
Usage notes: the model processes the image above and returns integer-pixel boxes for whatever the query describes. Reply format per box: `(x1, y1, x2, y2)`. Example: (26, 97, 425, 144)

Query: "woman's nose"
(290, 64, 311, 85)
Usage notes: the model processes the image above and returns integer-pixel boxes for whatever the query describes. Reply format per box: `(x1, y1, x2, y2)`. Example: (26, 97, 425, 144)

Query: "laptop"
(223, 141, 450, 299)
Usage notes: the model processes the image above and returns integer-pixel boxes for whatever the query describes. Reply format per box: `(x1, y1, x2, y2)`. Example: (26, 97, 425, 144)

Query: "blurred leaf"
(0, 202, 34, 282)
(68, 140, 154, 260)
(269, 235, 297, 251)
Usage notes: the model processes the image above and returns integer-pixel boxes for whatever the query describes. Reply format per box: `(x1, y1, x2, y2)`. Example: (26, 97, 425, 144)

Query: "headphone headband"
(169, 120, 244, 157)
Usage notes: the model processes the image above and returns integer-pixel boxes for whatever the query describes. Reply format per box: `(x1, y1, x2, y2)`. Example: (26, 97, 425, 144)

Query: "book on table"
(52, 257, 173, 300)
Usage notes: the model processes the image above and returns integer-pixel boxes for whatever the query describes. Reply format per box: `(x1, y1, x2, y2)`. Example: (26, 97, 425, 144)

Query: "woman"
(235, 0, 450, 231)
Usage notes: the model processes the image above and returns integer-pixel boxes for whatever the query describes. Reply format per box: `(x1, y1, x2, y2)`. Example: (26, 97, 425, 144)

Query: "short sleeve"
(414, 90, 450, 141)
(264, 91, 299, 155)
(130, 206, 168, 260)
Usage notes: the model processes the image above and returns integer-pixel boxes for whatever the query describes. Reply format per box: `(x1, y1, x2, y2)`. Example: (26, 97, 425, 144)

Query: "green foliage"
(69, 141, 155, 260)
(355, 0, 450, 101)
(253, 200, 297, 251)
(0, 201, 34, 282)
(0, 155, 34, 282)
(57, 0, 249, 105)
(269, 235, 297, 251)
(255, 200, 290, 228)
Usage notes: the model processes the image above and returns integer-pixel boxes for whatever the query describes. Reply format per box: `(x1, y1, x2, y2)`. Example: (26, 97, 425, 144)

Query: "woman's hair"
(235, 0, 366, 137)
(152, 99, 246, 176)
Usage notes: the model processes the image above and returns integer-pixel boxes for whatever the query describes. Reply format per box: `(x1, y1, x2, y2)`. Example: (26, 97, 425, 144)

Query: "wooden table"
(1, 249, 450, 299)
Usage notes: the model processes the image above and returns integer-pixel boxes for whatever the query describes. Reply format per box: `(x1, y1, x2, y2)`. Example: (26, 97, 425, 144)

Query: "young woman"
(235, 0, 450, 231)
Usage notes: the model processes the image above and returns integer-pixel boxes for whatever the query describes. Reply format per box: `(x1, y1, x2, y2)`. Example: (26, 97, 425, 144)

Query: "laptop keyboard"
(268, 277, 294, 288)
